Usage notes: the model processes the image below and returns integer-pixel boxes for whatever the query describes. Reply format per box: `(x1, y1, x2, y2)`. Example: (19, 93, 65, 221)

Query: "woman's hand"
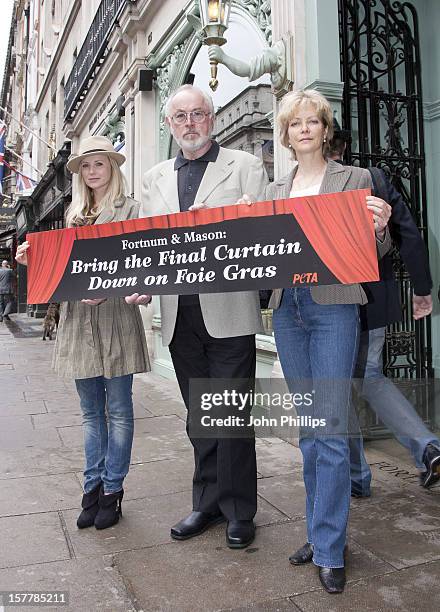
(237, 193, 254, 206)
(81, 298, 107, 306)
(125, 293, 152, 306)
(15, 241, 30, 266)
(366, 196, 391, 239)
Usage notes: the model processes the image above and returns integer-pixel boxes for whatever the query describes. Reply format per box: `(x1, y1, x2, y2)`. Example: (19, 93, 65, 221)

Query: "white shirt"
(289, 183, 321, 198)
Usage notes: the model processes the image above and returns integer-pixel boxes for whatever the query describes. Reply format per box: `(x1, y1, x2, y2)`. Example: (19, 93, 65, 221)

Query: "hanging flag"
(3, 159, 37, 194)
(15, 171, 37, 194)
(0, 120, 6, 195)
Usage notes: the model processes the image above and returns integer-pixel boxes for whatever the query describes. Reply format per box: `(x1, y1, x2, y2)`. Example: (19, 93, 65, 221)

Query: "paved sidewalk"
(0, 315, 439, 612)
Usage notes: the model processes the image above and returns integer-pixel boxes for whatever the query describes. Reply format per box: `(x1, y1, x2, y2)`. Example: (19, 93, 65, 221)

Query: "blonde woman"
(267, 90, 391, 593)
(16, 136, 151, 530)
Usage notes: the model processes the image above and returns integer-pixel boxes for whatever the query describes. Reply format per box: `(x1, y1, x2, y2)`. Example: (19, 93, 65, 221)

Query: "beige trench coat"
(52, 196, 150, 380)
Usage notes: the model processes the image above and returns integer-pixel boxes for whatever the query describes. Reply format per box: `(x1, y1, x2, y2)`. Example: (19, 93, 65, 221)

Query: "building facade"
(1, 0, 439, 430)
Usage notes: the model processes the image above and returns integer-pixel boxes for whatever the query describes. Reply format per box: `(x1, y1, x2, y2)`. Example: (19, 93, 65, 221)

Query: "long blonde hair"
(65, 156, 127, 227)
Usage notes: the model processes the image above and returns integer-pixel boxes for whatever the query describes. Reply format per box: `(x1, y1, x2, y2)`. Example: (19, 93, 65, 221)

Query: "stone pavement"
(0, 315, 439, 612)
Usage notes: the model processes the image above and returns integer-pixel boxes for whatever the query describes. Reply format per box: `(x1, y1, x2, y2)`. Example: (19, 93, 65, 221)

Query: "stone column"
(120, 57, 159, 359)
(270, 0, 343, 178)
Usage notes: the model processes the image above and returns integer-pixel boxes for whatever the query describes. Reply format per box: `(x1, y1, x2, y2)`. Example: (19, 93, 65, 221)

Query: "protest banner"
(26, 189, 379, 304)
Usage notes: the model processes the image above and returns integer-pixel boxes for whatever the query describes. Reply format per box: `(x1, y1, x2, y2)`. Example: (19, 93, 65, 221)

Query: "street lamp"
(198, 0, 232, 91)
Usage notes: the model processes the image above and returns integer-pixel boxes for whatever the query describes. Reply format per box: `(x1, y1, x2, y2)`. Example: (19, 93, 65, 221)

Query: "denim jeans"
(273, 288, 359, 568)
(75, 375, 134, 494)
(350, 327, 440, 494)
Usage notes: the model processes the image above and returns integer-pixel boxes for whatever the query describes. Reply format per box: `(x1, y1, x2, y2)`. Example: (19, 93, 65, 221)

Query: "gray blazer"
(141, 146, 268, 346)
(266, 160, 392, 310)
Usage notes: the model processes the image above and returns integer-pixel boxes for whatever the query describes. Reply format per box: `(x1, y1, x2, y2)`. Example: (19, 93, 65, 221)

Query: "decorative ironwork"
(236, 0, 272, 44)
(64, 0, 128, 121)
(339, 0, 433, 433)
(156, 41, 188, 149)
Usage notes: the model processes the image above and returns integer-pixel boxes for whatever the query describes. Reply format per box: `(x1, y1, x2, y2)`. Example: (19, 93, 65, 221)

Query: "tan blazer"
(52, 197, 150, 380)
(266, 160, 392, 310)
(141, 146, 268, 346)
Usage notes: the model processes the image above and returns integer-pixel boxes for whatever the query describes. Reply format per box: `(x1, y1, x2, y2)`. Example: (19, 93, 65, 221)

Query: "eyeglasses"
(171, 110, 211, 125)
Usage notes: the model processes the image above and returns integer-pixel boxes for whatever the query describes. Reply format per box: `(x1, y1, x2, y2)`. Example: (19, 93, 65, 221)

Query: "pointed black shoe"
(289, 543, 348, 566)
(170, 511, 225, 540)
(421, 443, 440, 488)
(77, 482, 101, 529)
(226, 520, 255, 549)
(318, 566, 346, 594)
(94, 488, 123, 530)
(289, 542, 314, 565)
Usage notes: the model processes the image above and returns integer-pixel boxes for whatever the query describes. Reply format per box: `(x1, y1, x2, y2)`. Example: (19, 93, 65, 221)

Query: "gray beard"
(174, 134, 212, 154)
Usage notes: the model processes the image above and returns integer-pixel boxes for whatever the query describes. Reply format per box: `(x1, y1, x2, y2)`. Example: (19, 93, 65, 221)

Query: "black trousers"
(169, 302, 257, 520)
(0, 294, 13, 317)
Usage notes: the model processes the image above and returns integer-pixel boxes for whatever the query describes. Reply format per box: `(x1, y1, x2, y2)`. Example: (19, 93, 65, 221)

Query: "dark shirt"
(175, 140, 220, 211)
(174, 140, 220, 305)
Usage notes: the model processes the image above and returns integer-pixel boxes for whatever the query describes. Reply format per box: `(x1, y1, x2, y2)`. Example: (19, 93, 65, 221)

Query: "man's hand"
(188, 202, 208, 211)
(413, 294, 432, 320)
(237, 193, 254, 206)
(81, 298, 107, 306)
(366, 196, 391, 238)
(125, 293, 152, 306)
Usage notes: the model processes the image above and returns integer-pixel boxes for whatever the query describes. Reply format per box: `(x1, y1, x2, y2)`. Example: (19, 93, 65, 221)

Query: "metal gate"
(338, 0, 434, 435)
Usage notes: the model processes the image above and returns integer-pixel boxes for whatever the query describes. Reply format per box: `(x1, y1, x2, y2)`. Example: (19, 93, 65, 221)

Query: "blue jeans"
(75, 375, 134, 494)
(350, 327, 439, 494)
(273, 288, 359, 568)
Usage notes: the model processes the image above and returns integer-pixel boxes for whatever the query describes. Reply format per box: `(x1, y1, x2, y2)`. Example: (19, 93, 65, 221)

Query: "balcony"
(64, 0, 129, 121)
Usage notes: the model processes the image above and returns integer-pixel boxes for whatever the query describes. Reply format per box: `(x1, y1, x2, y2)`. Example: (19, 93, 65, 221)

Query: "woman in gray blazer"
(268, 90, 391, 593)
(16, 137, 150, 531)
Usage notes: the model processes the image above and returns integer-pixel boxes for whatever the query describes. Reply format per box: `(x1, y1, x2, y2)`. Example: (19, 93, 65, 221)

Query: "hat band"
(81, 148, 114, 155)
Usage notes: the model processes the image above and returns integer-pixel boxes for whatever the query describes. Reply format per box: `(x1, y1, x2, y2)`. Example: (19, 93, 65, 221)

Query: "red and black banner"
(26, 189, 379, 304)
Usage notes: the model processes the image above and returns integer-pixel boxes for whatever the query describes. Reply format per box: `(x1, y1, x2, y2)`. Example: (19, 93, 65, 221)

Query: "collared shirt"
(175, 140, 220, 212)
(174, 140, 220, 305)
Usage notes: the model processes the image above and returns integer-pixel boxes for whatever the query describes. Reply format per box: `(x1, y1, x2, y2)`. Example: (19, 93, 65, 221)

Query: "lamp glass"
(199, 0, 232, 27)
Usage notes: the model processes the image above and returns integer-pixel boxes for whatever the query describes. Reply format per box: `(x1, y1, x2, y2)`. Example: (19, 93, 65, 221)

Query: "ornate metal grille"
(338, 0, 433, 434)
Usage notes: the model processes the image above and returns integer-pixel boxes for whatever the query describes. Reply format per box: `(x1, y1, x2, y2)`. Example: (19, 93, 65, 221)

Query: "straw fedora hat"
(67, 136, 125, 173)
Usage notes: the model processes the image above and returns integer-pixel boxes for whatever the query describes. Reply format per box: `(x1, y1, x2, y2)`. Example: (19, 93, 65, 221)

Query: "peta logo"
(292, 272, 318, 284)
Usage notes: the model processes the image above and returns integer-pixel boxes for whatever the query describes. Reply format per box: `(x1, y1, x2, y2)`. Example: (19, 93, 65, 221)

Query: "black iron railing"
(64, 0, 128, 121)
(338, 0, 434, 435)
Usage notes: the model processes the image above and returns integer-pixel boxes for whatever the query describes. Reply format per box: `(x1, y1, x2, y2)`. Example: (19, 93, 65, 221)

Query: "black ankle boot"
(77, 482, 101, 529)
(94, 488, 124, 530)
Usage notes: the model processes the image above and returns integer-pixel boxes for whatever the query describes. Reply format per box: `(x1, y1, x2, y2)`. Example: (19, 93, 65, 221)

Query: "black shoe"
(3, 315, 10, 321)
(226, 520, 255, 549)
(421, 443, 440, 488)
(76, 482, 101, 529)
(289, 542, 314, 565)
(94, 488, 123, 530)
(318, 566, 346, 594)
(170, 511, 225, 540)
(351, 488, 371, 498)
